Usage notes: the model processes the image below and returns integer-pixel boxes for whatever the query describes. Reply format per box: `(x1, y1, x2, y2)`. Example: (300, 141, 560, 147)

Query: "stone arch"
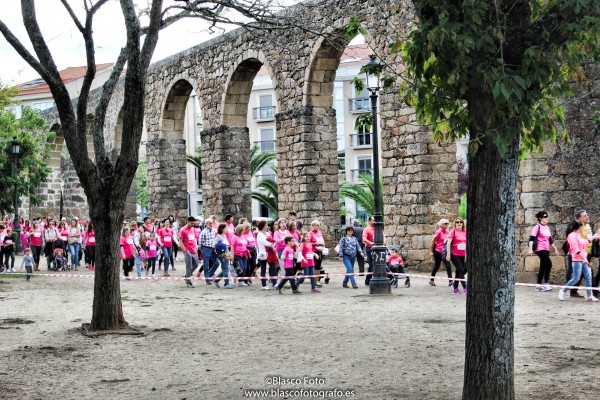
(221, 51, 280, 126)
(159, 78, 195, 140)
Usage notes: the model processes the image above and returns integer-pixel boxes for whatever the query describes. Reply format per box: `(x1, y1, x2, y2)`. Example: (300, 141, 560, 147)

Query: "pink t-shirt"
(29, 229, 43, 246)
(450, 229, 467, 257)
(243, 231, 256, 248)
(300, 243, 315, 267)
(290, 230, 301, 243)
(568, 231, 588, 262)
(282, 246, 295, 269)
(120, 235, 134, 259)
(146, 239, 158, 258)
(194, 227, 201, 240)
(530, 224, 552, 252)
(387, 255, 404, 266)
(225, 223, 236, 245)
(158, 228, 174, 248)
(84, 230, 96, 247)
(309, 230, 325, 250)
(179, 225, 198, 253)
(433, 228, 448, 253)
(231, 235, 249, 257)
(274, 229, 290, 251)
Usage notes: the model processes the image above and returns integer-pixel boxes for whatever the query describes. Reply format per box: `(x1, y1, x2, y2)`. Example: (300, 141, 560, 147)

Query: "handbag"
(139, 248, 148, 261)
(591, 240, 600, 258)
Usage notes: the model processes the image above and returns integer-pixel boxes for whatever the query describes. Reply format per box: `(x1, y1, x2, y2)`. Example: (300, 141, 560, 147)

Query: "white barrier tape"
(3, 270, 599, 292)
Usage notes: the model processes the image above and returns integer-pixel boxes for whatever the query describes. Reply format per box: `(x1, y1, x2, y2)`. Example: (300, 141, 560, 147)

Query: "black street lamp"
(11, 138, 23, 255)
(364, 55, 391, 295)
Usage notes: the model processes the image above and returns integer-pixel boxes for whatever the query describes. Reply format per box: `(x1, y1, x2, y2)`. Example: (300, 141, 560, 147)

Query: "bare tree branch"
(59, 0, 85, 32)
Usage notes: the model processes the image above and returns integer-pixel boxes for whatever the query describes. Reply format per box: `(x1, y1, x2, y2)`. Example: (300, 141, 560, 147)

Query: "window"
(32, 101, 55, 111)
(257, 127, 276, 152)
(259, 94, 273, 108)
(357, 157, 372, 172)
(253, 94, 275, 120)
(259, 203, 270, 218)
(8, 104, 22, 119)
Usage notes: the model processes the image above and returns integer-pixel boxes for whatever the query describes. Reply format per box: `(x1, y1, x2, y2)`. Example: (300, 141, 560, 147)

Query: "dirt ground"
(1, 257, 599, 400)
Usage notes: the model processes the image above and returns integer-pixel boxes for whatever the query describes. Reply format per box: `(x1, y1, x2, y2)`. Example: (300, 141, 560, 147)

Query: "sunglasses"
(455, 221, 463, 224)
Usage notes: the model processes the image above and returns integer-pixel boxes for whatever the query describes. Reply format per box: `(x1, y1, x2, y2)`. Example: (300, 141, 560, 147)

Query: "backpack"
(214, 241, 228, 255)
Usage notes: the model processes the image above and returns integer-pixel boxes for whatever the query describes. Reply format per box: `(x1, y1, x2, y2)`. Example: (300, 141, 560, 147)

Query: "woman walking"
(338, 226, 363, 289)
(213, 223, 234, 289)
(28, 221, 44, 271)
(257, 220, 277, 290)
(429, 218, 453, 286)
(120, 227, 137, 280)
(67, 219, 82, 271)
(445, 218, 467, 294)
(82, 223, 96, 271)
(157, 220, 175, 277)
(43, 220, 59, 270)
(528, 211, 560, 292)
(231, 224, 250, 286)
(309, 220, 326, 287)
(559, 221, 598, 302)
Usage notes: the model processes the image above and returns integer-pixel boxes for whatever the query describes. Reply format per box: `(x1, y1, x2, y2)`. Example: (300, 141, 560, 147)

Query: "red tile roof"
(15, 63, 113, 96)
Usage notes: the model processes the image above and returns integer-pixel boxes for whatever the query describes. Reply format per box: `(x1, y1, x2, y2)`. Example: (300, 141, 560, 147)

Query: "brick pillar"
(276, 107, 340, 246)
(200, 125, 252, 219)
(379, 92, 457, 268)
(146, 138, 188, 221)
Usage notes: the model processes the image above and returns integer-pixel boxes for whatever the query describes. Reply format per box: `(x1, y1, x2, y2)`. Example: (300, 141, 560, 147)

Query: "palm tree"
(186, 147, 202, 185)
(251, 177, 278, 218)
(339, 173, 383, 217)
(250, 145, 276, 177)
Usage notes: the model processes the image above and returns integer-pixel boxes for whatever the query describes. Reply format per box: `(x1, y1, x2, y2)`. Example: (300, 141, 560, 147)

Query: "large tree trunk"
(462, 133, 519, 399)
(88, 195, 128, 331)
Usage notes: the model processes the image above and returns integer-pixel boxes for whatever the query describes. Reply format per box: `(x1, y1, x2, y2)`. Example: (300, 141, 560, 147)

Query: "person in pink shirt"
(28, 221, 44, 271)
(445, 217, 467, 294)
(179, 216, 200, 288)
(559, 220, 598, 302)
(145, 232, 159, 277)
(231, 224, 250, 286)
(242, 222, 258, 284)
(528, 211, 560, 292)
(82, 223, 96, 271)
(274, 236, 301, 294)
(309, 220, 326, 286)
(224, 214, 236, 245)
(120, 227, 136, 280)
(274, 218, 290, 280)
(297, 232, 319, 292)
(429, 218, 452, 286)
(157, 220, 175, 276)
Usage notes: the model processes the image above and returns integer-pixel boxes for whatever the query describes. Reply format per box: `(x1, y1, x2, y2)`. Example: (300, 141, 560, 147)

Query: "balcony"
(253, 140, 276, 152)
(351, 168, 372, 182)
(349, 133, 372, 148)
(252, 106, 276, 121)
(255, 173, 277, 183)
(348, 98, 371, 113)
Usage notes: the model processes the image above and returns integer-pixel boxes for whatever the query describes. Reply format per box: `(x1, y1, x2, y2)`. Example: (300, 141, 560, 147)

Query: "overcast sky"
(0, 0, 289, 85)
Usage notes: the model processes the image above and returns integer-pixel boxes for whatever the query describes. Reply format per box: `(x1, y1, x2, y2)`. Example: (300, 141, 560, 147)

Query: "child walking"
(22, 248, 34, 281)
(146, 233, 159, 277)
(275, 236, 301, 294)
(297, 233, 320, 292)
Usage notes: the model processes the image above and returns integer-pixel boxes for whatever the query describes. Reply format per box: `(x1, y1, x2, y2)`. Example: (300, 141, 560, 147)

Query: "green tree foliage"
(458, 193, 467, 220)
(339, 173, 384, 217)
(251, 178, 278, 218)
(135, 161, 148, 208)
(398, 0, 600, 157)
(0, 80, 18, 110)
(250, 145, 276, 177)
(0, 106, 53, 213)
(186, 146, 202, 185)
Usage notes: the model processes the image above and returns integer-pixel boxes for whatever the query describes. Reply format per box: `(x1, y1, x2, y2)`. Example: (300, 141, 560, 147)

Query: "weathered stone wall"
(516, 63, 600, 281)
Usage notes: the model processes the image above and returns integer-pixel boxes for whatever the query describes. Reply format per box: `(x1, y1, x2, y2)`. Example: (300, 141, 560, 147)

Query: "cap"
(438, 218, 450, 226)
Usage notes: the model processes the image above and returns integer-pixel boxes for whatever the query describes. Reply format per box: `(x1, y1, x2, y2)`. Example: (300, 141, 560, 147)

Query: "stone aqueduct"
(34, 0, 599, 275)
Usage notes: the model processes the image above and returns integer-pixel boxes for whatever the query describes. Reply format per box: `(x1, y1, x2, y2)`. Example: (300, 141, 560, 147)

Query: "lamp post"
(11, 138, 23, 255)
(364, 55, 391, 295)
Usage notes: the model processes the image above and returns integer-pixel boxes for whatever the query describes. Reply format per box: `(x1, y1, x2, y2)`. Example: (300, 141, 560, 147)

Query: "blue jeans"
(202, 246, 214, 278)
(214, 256, 230, 286)
(343, 255, 357, 286)
(234, 255, 248, 282)
(68, 243, 81, 268)
(134, 253, 142, 277)
(297, 266, 316, 289)
(162, 247, 172, 272)
(565, 261, 592, 296)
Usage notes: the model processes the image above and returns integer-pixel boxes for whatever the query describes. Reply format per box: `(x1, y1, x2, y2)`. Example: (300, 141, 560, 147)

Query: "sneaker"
(311, 288, 321, 293)
(10, 268, 15, 273)
(453, 288, 460, 294)
(261, 286, 271, 290)
(172, 266, 176, 271)
(559, 290, 565, 301)
(292, 290, 302, 294)
(534, 285, 543, 292)
(343, 284, 349, 288)
(164, 272, 170, 277)
(540, 285, 552, 292)
(151, 274, 155, 278)
(224, 284, 235, 289)
(285, 282, 291, 288)
(585, 296, 599, 302)
(429, 280, 436, 287)
(206, 281, 213, 286)
(315, 281, 322, 287)
(352, 284, 358, 289)
(186, 280, 194, 288)
(125, 276, 131, 281)
(448, 280, 453, 287)
(213, 280, 221, 289)
(238, 282, 248, 287)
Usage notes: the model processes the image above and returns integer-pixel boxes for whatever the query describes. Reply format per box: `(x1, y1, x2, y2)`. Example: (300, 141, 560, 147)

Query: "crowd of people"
(4, 208, 600, 301)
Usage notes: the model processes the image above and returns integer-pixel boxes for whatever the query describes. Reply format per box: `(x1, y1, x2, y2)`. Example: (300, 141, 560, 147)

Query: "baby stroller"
(386, 246, 410, 289)
(51, 240, 69, 271)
